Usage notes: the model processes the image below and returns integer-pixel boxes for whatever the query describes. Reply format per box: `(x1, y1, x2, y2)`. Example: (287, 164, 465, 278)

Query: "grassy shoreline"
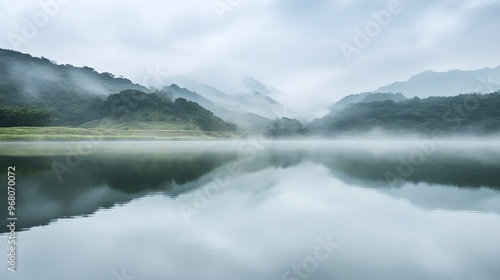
(0, 127, 244, 141)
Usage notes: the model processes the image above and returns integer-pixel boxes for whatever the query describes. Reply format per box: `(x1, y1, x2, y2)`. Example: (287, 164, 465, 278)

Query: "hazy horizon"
(2, 0, 500, 112)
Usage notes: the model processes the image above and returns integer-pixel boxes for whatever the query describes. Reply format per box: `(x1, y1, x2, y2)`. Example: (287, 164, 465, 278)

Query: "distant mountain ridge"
(2, 48, 500, 136)
(163, 75, 286, 120)
(0, 49, 275, 131)
(377, 66, 500, 98)
(161, 76, 292, 131)
(331, 92, 407, 111)
(160, 83, 272, 132)
(240, 77, 285, 102)
(163, 83, 215, 111)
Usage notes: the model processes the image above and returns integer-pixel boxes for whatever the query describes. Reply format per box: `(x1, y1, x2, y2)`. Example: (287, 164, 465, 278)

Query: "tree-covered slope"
(81, 90, 237, 132)
(308, 92, 500, 135)
(264, 117, 308, 138)
(0, 48, 147, 125)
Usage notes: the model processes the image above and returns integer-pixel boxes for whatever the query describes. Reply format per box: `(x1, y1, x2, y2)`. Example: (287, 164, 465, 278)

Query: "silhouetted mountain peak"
(377, 66, 500, 97)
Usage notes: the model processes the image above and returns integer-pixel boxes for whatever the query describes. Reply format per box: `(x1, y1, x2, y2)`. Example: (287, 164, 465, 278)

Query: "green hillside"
(81, 89, 237, 132)
(308, 92, 500, 135)
(0, 48, 147, 126)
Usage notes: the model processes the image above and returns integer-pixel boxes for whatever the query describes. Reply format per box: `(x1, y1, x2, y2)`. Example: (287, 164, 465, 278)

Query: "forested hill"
(0, 48, 147, 125)
(81, 90, 237, 132)
(308, 92, 500, 136)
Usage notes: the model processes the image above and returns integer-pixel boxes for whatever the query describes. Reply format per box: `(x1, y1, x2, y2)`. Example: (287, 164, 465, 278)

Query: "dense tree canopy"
(308, 92, 500, 135)
(0, 49, 146, 126)
(0, 106, 52, 127)
(97, 90, 237, 132)
(264, 117, 308, 138)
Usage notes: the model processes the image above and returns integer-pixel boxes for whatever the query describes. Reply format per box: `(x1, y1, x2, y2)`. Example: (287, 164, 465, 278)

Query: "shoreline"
(0, 127, 244, 141)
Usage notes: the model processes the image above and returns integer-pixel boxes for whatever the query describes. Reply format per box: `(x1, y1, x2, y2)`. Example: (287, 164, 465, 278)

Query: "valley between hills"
(1, 48, 500, 141)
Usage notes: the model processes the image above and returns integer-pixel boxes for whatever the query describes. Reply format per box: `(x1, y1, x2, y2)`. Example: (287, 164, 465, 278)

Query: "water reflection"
(0, 151, 236, 232)
(0, 141, 499, 280)
(264, 141, 500, 190)
(1, 141, 500, 233)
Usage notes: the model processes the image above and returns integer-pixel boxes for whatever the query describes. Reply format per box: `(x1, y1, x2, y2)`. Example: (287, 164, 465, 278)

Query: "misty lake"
(1, 140, 500, 280)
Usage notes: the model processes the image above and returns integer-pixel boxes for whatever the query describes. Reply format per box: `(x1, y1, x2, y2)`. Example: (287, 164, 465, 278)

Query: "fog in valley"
(1, 1, 500, 280)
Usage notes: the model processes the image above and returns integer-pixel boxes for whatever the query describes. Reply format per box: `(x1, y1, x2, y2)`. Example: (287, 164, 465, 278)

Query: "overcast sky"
(1, 0, 499, 111)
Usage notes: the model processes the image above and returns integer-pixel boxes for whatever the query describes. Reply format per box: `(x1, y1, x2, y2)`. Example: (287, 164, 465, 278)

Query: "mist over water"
(2, 0, 500, 278)
(0, 141, 499, 280)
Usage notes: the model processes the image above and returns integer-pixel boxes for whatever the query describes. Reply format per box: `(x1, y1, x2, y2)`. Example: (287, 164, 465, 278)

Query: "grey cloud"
(0, 0, 499, 113)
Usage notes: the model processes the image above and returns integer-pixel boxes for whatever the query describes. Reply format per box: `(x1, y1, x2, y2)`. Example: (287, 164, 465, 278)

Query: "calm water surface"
(0, 141, 499, 280)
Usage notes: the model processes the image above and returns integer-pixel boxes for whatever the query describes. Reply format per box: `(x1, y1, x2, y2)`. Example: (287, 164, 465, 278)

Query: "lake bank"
(0, 127, 244, 141)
